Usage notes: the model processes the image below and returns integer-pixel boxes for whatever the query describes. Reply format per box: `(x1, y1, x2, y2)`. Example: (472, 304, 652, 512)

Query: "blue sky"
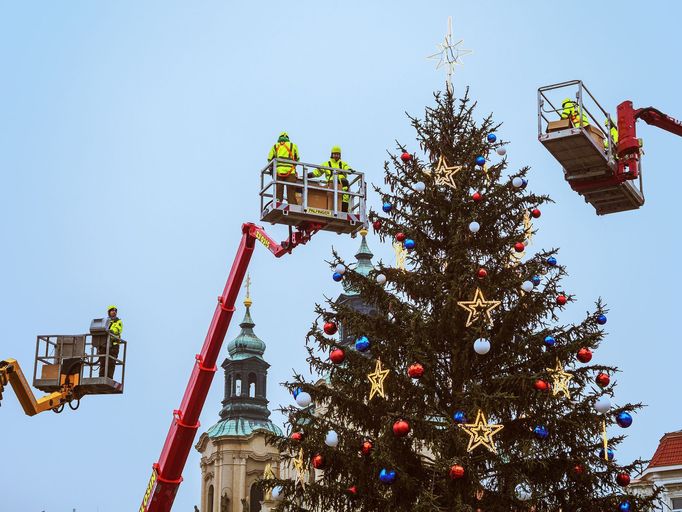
(1, 1, 680, 510)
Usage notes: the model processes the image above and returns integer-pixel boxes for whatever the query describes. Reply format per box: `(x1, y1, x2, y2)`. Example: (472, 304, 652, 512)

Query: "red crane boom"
(139, 221, 322, 512)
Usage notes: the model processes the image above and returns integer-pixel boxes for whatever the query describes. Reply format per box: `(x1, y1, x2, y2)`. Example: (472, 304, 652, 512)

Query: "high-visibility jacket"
(604, 125, 619, 150)
(561, 103, 589, 127)
(108, 317, 123, 344)
(267, 142, 300, 176)
(313, 159, 351, 202)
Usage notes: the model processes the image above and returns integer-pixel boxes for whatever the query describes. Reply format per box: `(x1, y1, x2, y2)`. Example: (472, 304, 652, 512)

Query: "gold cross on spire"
(244, 274, 252, 307)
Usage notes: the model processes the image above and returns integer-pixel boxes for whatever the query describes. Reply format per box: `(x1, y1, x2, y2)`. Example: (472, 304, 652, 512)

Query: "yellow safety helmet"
(331, 145, 342, 155)
(108, 305, 118, 312)
(278, 131, 289, 142)
(562, 98, 574, 107)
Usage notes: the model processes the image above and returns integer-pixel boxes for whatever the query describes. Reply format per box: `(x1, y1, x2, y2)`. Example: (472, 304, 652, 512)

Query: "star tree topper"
(459, 409, 504, 453)
(367, 358, 390, 400)
(547, 359, 573, 399)
(427, 16, 472, 94)
(457, 287, 501, 327)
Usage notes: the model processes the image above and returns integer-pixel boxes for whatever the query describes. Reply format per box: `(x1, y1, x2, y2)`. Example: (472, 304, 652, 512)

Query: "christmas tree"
(264, 90, 658, 512)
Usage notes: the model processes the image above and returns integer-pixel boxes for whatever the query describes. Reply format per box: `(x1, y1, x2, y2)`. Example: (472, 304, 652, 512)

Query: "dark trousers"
(98, 343, 119, 379)
(276, 174, 299, 205)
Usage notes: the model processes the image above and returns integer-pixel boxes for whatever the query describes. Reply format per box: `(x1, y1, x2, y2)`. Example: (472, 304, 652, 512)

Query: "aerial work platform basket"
(538, 80, 644, 215)
(259, 159, 367, 234)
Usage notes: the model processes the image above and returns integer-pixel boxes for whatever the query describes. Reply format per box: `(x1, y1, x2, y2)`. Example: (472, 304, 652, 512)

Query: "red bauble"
(347, 485, 358, 495)
(449, 464, 465, 480)
(531, 208, 542, 218)
(372, 220, 382, 232)
(573, 464, 585, 476)
(596, 373, 610, 387)
(534, 379, 550, 392)
(514, 242, 525, 253)
(616, 473, 631, 487)
(291, 431, 303, 441)
(400, 152, 412, 163)
(330, 348, 345, 364)
(323, 321, 338, 335)
(556, 294, 567, 305)
(312, 453, 325, 469)
(407, 363, 424, 379)
(472, 191, 483, 202)
(577, 347, 593, 363)
(396, 232, 406, 242)
(477, 268, 488, 279)
(361, 440, 373, 456)
(392, 419, 410, 437)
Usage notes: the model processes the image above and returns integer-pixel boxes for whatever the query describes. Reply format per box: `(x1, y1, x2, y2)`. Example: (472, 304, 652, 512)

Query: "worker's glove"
(306, 172, 315, 179)
(340, 178, 349, 187)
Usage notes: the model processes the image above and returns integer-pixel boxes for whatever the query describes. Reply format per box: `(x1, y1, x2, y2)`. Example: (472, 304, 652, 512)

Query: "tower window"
(207, 484, 214, 512)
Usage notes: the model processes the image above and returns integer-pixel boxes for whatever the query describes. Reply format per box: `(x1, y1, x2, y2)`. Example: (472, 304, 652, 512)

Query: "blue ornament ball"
(597, 314, 607, 325)
(533, 425, 549, 439)
(487, 133, 497, 143)
(453, 410, 467, 424)
(544, 335, 556, 348)
(355, 335, 371, 352)
(404, 239, 415, 250)
(332, 272, 343, 282)
(618, 500, 631, 512)
(382, 202, 392, 213)
(521, 178, 528, 189)
(616, 411, 633, 428)
(379, 468, 396, 484)
(599, 447, 615, 461)
(475, 155, 486, 166)
(547, 256, 558, 266)
(531, 275, 542, 286)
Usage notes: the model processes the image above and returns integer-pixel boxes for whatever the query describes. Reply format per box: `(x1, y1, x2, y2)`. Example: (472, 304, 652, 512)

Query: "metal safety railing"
(33, 333, 127, 388)
(259, 158, 367, 217)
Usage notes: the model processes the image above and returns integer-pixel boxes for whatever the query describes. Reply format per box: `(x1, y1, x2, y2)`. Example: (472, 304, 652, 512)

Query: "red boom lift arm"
(617, 100, 682, 178)
(140, 221, 322, 512)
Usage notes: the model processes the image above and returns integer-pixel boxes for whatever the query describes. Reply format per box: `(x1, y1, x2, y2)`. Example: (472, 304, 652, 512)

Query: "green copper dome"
(227, 305, 266, 360)
(342, 229, 374, 295)
(206, 418, 283, 439)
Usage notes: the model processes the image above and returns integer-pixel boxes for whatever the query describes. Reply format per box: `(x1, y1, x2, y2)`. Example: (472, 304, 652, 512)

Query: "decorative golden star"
(367, 359, 390, 400)
(293, 448, 307, 488)
(427, 16, 472, 94)
(431, 155, 462, 190)
(393, 241, 407, 270)
(459, 409, 504, 453)
(457, 287, 501, 327)
(523, 211, 534, 246)
(546, 359, 573, 399)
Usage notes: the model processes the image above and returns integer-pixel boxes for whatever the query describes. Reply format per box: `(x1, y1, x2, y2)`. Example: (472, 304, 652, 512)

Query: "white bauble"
(295, 392, 312, 407)
(413, 181, 426, 192)
(521, 281, 534, 293)
(376, 273, 387, 285)
(324, 430, 339, 448)
(595, 396, 612, 414)
(473, 338, 491, 355)
(334, 263, 346, 274)
(468, 221, 480, 233)
(512, 177, 524, 188)
(497, 147, 507, 156)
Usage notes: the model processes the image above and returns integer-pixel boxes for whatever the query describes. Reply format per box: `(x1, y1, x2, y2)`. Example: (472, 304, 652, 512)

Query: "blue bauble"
(475, 155, 486, 166)
(531, 275, 542, 286)
(521, 178, 528, 189)
(599, 447, 615, 461)
(597, 314, 607, 325)
(547, 256, 558, 266)
(616, 411, 633, 428)
(533, 425, 549, 439)
(382, 202, 392, 213)
(487, 133, 497, 143)
(453, 410, 467, 424)
(618, 500, 631, 512)
(355, 336, 371, 352)
(404, 239, 415, 250)
(332, 272, 343, 282)
(293, 387, 302, 398)
(379, 468, 396, 484)
(544, 335, 556, 348)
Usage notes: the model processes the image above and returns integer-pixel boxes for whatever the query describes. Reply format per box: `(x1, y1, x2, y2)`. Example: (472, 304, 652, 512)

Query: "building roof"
(206, 417, 283, 439)
(648, 430, 682, 468)
(342, 228, 374, 296)
(227, 304, 266, 360)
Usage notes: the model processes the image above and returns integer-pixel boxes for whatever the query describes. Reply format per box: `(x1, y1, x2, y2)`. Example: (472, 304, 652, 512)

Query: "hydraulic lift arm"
(617, 101, 682, 178)
(140, 221, 322, 512)
(0, 359, 71, 416)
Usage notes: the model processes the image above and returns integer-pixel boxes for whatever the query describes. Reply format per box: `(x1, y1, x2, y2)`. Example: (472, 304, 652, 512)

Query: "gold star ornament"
(367, 359, 390, 400)
(546, 359, 573, 399)
(293, 448, 307, 489)
(457, 287, 501, 327)
(459, 409, 504, 453)
(431, 155, 462, 190)
(393, 241, 407, 270)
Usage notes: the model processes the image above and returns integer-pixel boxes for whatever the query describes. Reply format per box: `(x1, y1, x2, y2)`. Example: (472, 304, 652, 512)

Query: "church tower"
(195, 277, 282, 512)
